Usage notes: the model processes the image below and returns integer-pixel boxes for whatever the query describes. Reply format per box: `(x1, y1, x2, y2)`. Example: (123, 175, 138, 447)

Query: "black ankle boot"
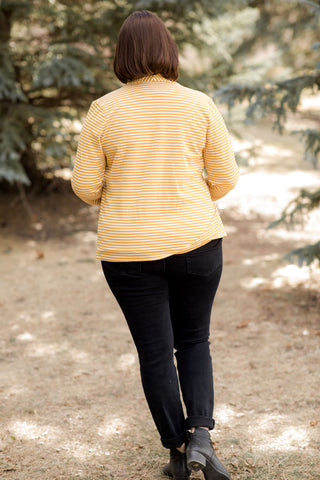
(186, 428, 231, 480)
(162, 448, 190, 480)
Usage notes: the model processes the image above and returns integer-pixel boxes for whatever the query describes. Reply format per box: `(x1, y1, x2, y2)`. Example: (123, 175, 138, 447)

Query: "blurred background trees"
(213, 0, 320, 264)
(0, 0, 319, 261)
(0, 0, 244, 188)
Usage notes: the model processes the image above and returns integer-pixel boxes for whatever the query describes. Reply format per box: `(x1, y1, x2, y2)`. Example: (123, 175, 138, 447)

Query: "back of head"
(113, 10, 179, 84)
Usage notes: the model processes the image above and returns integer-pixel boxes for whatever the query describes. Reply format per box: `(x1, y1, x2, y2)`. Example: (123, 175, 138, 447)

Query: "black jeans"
(101, 238, 223, 449)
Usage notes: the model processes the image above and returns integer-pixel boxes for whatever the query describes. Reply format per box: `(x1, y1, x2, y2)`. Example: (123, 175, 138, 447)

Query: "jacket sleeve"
(71, 101, 106, 206)
(204, 99, 239, 202)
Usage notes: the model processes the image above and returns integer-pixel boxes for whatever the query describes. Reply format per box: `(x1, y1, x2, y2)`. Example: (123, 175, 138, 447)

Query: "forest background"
(0, 1, 319, 479)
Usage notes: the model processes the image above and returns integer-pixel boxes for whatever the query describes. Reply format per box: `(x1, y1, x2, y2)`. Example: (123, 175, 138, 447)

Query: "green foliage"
(268, 188, 320, 229)
(32, 54, 95, 90)
(0, 52, 26, 102)
(214, 73, 320, 135)
(0, 0, 257, 186)
(179, 6, 260, 93)
(0, 120, 30, 184)
(214, 0, 320, 265)
(285, 241, 320, 265)
(292, 129, 320, 168)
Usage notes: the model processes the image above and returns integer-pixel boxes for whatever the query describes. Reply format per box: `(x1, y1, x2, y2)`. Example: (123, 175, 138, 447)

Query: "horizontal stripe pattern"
(71, 74, 239, 261)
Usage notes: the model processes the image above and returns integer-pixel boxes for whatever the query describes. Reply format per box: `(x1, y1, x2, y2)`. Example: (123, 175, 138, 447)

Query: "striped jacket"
(71, 74, 239, 261)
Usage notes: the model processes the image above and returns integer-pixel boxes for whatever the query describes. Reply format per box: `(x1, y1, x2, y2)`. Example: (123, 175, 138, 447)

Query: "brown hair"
(113, 10, 179, 83)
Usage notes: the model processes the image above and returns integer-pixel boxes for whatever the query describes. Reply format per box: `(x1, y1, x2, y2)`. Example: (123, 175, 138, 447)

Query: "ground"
(0, 116, 319, 480)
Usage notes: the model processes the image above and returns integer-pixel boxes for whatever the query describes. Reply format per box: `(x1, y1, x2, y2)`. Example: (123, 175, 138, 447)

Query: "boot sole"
(187, 452, 231, 480)
(187, 450, 206, 471)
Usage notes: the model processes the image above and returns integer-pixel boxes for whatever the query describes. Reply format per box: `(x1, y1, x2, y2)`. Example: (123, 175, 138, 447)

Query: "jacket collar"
(128, 74, 175, 85)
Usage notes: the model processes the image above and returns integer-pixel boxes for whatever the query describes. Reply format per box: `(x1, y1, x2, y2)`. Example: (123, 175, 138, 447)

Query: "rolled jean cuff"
(185, 416, 215, 431)
(161, 431, 187, 449)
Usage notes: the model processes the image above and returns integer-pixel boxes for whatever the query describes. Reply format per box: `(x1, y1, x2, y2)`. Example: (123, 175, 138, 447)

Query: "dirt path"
(0, 118, 319, 480)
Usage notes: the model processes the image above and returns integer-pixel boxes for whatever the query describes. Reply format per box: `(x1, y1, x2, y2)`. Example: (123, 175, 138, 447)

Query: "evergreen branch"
(284, 241, 320, 266)
(214, 72, 320, 139)
(267, 188, 320, 229)
(28, 92, 97, 109)
(298, 0, 320, 11)
(291, 128, 320, 168)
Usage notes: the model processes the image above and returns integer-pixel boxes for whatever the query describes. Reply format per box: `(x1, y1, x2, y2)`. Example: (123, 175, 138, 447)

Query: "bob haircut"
(113, 10, 179, 84)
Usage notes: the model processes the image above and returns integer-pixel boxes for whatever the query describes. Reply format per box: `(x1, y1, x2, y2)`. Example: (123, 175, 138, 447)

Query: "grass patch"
(228, 451, 319, 480)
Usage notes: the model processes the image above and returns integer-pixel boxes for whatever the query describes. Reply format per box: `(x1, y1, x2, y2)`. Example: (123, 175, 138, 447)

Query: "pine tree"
(214, 0, 320, 264)
(0, 0, 253, 189)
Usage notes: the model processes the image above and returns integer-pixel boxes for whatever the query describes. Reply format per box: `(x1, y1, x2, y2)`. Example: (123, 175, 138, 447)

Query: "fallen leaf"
(15, 297, 25, 303)
(236, 320, 250, 329)
(310, 420, 319, 427)
(36, 250, 45, 259)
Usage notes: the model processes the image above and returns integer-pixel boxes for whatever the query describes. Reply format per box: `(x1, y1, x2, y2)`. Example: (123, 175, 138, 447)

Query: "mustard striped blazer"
(71, 74, 239, 261)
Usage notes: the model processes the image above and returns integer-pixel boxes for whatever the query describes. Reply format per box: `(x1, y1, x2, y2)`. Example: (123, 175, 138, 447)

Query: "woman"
(71, 10, 239, 480)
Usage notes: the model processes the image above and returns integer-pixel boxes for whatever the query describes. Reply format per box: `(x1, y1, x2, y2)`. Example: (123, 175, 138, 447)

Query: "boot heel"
(187, 451, 206, 471)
